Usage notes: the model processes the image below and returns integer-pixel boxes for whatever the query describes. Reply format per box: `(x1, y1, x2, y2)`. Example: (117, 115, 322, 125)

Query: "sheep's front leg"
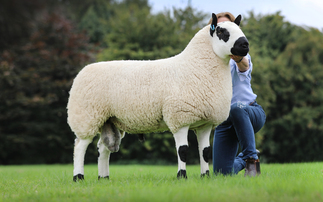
(173, 126, 189, 179)
(195, 125, 212, 177)
(73, 138, 93, 181)
(97, 137, 111, 179)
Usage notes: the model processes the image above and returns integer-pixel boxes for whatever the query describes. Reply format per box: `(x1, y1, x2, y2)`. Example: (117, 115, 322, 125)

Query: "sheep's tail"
(100, 120, 124, 153)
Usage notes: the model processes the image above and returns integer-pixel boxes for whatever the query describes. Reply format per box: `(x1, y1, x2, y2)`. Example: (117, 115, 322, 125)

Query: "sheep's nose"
(241, 40, 249, 49)
(236, 37, 249, 48)
(231, 37, 249, 56)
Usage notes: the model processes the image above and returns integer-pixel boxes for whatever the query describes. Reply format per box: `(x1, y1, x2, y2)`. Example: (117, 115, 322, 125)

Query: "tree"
(0, 11, 93, 164)
(97, 4, 208, 61)
(74, 0, 114, 44)
(262, 27, 323, 162)
(0, 0, 44, 51)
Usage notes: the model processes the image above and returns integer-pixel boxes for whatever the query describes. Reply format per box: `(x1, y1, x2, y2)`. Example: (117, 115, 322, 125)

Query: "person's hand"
(230, 55, 244, 63)
(230, 55, 249, 72)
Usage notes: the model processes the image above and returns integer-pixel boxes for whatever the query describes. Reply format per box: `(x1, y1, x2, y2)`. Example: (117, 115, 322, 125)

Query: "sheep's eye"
(216, 27, 230, 42)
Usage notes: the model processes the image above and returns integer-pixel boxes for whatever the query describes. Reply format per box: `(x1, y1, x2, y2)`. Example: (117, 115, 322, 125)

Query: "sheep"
(67, 13, 249, 181)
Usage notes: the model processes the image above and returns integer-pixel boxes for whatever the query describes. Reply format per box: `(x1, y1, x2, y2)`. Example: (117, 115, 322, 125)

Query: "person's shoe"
(244, 158, 261, 177)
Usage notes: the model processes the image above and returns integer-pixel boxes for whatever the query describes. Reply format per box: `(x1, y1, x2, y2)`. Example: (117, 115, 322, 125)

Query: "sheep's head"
(209, 13, 249, 58)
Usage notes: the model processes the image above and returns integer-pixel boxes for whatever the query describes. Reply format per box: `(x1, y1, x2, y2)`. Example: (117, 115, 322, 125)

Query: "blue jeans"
(212, 101, 266, 175)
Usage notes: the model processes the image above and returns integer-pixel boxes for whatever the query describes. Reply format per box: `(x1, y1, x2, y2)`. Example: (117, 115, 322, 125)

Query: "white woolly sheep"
(67, 13, 249, 181)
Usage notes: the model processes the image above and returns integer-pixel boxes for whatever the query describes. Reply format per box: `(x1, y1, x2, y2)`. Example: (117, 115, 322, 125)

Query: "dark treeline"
(1, 0, 322, 165)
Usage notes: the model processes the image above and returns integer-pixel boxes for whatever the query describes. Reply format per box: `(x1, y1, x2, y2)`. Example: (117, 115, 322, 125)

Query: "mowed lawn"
(0, 163, 322, 202)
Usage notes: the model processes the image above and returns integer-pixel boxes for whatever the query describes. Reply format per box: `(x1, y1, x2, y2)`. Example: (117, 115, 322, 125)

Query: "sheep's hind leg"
(97, 121, 124, 180)
(73, 138, 93, 181)
(173, 126, 189, 179)
(195, 125, 212, 177)
(97, 137, 111, 179)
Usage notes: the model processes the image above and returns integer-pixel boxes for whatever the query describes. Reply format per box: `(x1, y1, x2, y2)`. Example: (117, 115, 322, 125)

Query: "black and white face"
(209, 13, 249, 58)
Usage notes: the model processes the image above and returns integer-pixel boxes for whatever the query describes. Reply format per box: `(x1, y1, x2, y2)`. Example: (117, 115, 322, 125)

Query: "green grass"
(0, 163, 322, 202)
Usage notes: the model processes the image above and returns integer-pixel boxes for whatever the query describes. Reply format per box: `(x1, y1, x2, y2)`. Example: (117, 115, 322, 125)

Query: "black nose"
(231, 37, 249, 56)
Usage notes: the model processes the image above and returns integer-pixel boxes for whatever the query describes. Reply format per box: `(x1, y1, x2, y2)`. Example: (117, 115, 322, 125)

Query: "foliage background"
(1, 0, 322, 165)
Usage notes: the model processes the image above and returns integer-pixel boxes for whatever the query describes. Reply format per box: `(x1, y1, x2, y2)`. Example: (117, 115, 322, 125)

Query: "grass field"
(0, 163, 322, 202)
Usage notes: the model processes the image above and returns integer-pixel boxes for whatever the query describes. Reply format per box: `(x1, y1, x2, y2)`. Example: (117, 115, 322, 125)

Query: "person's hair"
(207, 12, 236, 24)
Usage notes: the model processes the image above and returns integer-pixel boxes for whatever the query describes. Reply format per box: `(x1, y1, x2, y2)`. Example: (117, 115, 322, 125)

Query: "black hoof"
(201, 170, 210, 178)
(98, 176, 109, 180)
(73, 174, 84, 182)
(177, 169, 187, 179)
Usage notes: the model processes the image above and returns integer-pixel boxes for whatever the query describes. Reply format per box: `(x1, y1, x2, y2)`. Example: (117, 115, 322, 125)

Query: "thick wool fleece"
(67, 25, 232, 139)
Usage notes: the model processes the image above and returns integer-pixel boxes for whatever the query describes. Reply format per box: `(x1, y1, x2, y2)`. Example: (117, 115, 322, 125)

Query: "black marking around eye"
(216, 27, 230, 42)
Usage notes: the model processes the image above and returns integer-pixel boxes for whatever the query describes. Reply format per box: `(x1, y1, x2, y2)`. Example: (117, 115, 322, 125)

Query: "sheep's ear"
(210, 13, 217, 37)
(234, 15, 242, 26)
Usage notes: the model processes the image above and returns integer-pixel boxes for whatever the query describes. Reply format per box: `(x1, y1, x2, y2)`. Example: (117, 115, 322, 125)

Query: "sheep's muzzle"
(231, 36, 249, 56)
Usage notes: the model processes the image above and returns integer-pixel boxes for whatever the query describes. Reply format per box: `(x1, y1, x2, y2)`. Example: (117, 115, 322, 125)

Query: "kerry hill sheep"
(68, 13, 249, 181)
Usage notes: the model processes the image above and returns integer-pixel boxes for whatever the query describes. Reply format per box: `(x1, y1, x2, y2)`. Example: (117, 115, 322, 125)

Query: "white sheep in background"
(67, 13, 249, 181)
